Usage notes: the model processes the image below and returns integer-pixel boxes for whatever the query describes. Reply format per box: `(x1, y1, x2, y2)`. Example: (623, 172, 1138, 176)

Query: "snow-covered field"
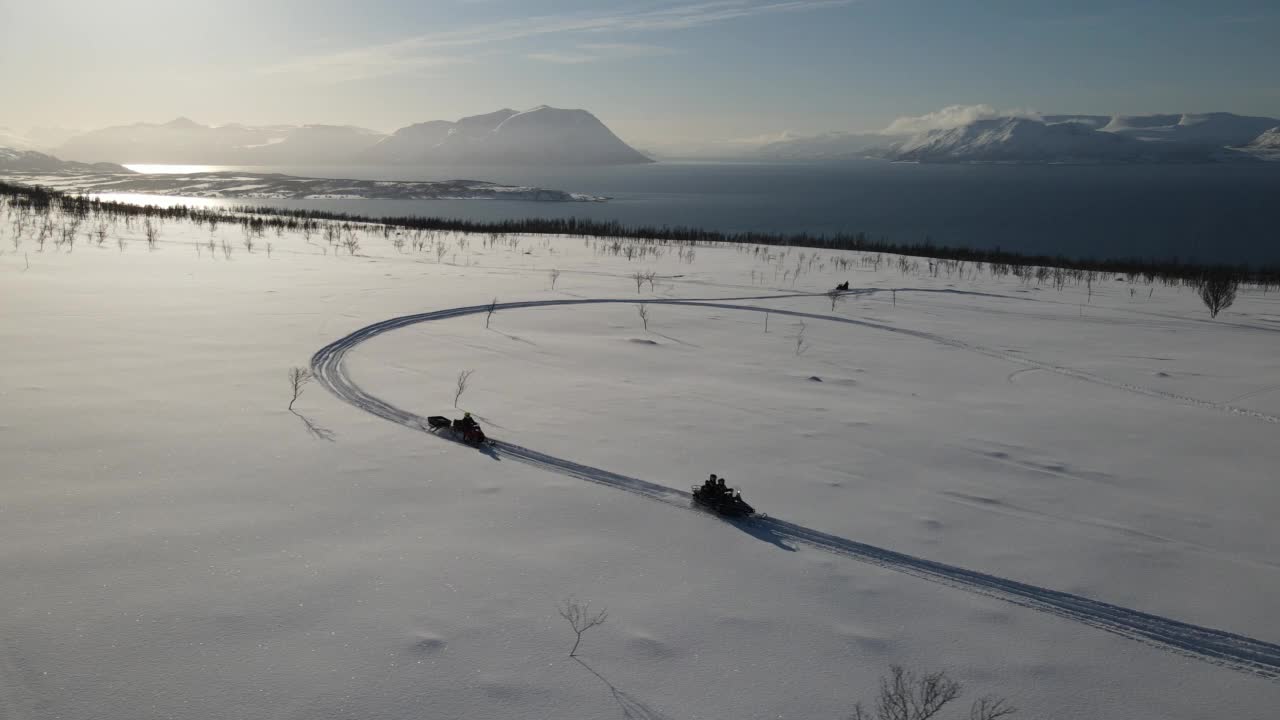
(2, 204, 1279, 719)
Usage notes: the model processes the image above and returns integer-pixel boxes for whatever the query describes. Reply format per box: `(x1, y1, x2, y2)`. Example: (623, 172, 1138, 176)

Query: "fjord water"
(123, 161, 1280, 264)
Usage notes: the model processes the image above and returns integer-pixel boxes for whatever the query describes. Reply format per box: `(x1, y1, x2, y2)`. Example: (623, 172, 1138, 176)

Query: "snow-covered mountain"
(1239, 126, 1280, 159)
(56, 118, 384, 165)
(0, 147, 130, 173)
(365, 106, 651, 165)
(55, 107, 649, 166)
(1104, 112, 1280, 147)
(748, 111, 1280, 164)
(883, 117, 1251, 164)
(0, 127, 38, 151)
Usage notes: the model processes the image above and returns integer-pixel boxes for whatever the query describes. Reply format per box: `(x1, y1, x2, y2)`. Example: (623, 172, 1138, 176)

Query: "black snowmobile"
(692, 480, 756, 517)
(426, 414, 488, 446)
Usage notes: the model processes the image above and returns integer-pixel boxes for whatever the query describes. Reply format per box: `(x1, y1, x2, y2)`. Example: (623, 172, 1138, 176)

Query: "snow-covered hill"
(3, 197, 1279, 720)
(884, 117, 1248, 164)
(365, 106, 652, 165)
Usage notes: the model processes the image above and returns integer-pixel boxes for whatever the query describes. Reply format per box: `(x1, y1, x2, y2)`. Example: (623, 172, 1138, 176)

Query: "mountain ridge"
(53, 107, 650, 167)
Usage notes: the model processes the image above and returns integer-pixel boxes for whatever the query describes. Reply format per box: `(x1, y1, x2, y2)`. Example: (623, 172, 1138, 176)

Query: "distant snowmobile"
(692, 475, 756, 517)
(426, 414, 488, 446)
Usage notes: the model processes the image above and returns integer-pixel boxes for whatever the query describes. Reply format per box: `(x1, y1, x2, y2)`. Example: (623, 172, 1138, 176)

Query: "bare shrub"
(1199, 276, 1238, 318)
(794, 321, 809, 356)
(288, 367, 313, 411)
(849, 665, 1015, 720)
(454, 369, 474, 408)
(827, 288, 845, 311)
(485, 298, 498, 328)
(632, 271, 644, 293)
(549, 268, 561, 289)
(144, 218, 159, 250)
(636, 303, 650, 331)
(557, 597, 608, 657)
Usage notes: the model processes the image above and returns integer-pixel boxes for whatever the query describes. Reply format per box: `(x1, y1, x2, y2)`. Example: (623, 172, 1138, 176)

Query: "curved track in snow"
(312, 295, 1280, 680)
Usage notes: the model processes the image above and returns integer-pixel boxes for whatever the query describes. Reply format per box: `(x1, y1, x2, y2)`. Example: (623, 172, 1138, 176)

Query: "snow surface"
(3, 206, 1280, 719)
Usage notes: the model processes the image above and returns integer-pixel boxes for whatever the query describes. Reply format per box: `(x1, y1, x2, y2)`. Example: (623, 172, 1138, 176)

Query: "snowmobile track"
(312, 294, 1280, 680)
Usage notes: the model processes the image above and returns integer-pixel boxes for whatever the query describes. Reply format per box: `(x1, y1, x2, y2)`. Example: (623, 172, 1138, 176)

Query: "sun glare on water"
(124, 164, 228, 174)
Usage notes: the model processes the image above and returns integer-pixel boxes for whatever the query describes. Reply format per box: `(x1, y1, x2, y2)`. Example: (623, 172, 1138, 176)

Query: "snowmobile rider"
(456, 412, 478, 431)
(703, 474, 719, 494)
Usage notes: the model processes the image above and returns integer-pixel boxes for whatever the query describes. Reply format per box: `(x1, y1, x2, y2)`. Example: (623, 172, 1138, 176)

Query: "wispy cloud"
(883, 104, 1042, 135)
(529, 42, 680, 64)
(262, 1, 850, 80)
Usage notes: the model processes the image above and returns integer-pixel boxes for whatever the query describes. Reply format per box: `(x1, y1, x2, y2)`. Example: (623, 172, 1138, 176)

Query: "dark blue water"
(127, 161, 1280, 265)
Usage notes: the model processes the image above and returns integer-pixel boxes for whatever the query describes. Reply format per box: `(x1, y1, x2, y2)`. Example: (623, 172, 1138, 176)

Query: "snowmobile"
(691, 482, 756, 517)
(426, 415, 488, 446)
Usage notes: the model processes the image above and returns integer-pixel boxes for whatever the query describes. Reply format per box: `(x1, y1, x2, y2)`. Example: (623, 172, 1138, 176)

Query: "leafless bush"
(549, 268, 561, 289)
(557, 597, 608, 657)
(436, 242, 447, 263)
(827, 288, 845, 311)
(849, 665, 1015, 720)
(242, 225, 255, 253)
(288, 367, 313, 411)
(485, 298, 498, 328)
(454, 369, 474, 408)
(1199, 276, 1238, 318)
(144, 218, 159, 250)
(95, 221, 108, 247)
(342, 232, 360, 255)
(632, 271, 644, 293)
(221, 238, 233, 260)
(794, 321, 809, 356)
(636, 303, 650, 331)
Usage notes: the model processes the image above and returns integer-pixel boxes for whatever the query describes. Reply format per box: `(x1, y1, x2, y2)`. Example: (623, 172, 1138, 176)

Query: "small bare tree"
(144, 218, 159, 250)
(632, 271, 645, 293)
(557, 597, 608, 657)
(827, 288, 845, 311)
(485, 298, 498, 328)
(1199, 276, 1238, 318)
(549, 268, 561, 290)
(288, 367, 313, 411)
(849, 665, 1015, 720)
(454, 369, 474, 408)
(794, 321, 809, 356)
(636, 303, 650, 331)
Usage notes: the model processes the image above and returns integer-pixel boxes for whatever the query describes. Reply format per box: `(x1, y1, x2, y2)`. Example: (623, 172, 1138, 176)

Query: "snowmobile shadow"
(723, 515, 797, 552)
(573, 658, 676, 720)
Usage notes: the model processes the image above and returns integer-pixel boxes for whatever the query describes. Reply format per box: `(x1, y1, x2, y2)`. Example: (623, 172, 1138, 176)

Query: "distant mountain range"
(43, 107, 651, 167)
(0, 148, 605, 202)
(0, 147, 129, 173)
(756, 112, 1280, 164)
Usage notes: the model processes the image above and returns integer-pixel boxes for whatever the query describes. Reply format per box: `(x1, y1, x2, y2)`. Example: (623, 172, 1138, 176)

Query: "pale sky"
(3, 0, 1279, 148)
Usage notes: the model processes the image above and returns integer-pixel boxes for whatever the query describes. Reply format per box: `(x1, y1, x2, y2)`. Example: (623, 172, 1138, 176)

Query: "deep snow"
(2, 205, 1279, 719)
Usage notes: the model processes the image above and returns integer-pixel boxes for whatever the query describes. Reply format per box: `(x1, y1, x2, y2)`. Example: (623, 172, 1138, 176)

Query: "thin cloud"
(529, 42, 681, 64)
(263, 1, 850, 79)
